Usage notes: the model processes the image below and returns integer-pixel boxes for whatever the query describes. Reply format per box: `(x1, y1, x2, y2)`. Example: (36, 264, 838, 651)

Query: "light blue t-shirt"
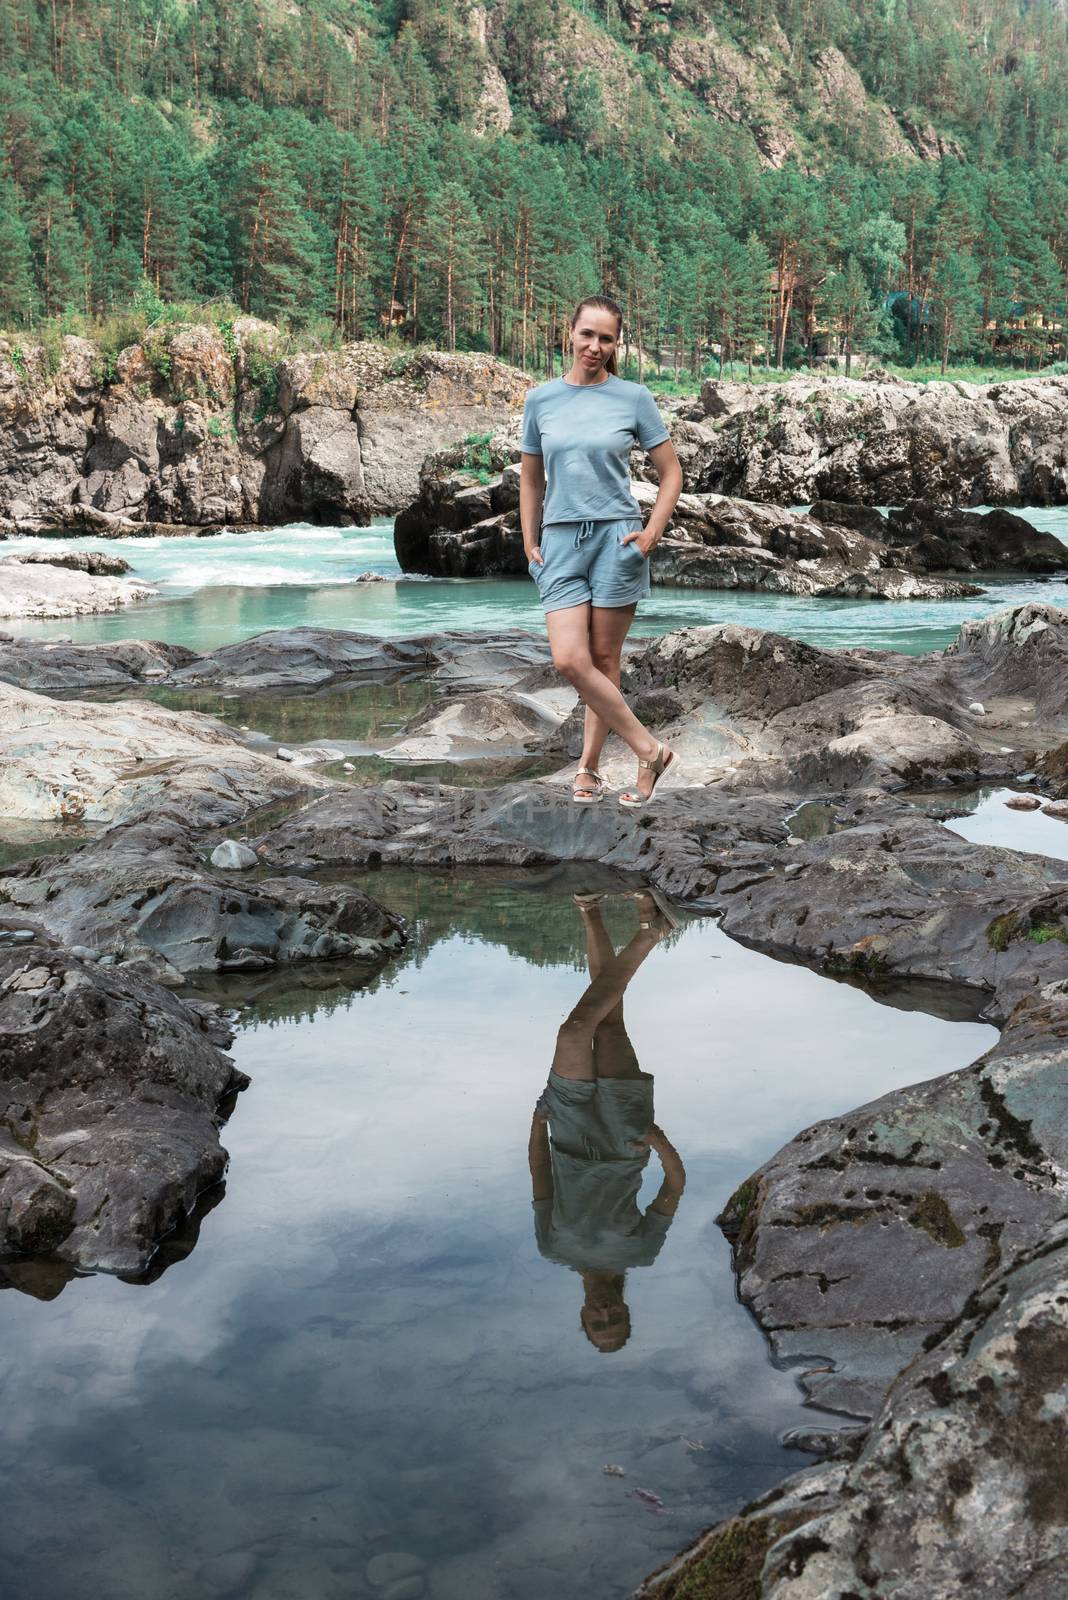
(520, 375, 671, 529)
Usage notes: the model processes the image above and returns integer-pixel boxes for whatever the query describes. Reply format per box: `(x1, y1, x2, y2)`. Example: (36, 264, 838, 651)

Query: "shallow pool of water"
(0, 870, 995, 1600)
(937, 785, 1068, 861)
(7, 509, 1068, 656)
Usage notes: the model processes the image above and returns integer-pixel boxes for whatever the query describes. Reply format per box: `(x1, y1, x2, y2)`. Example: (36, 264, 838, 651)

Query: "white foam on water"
(4, 521, 400, 590)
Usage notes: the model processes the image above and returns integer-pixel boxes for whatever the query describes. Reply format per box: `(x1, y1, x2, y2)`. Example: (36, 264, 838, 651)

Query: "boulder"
(6, 548, 131, 576)
(884, 500, 1068, 572)
(0, 818, 407, 978)
(394, 466, 986, 597)
(0, 637, 198, 692)
(0, 947, 243, 1273)
(639, 1222, 1068, 1599)
(210, 839, 259, 870)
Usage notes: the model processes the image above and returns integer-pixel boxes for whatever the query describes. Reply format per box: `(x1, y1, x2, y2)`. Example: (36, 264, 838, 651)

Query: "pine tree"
(423, 180, 485, 350)
(0, 178, 35, 326)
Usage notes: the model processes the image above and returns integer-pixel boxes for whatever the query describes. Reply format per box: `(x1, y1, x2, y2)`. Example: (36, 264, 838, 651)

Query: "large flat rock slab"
(0, 556, 156, 618)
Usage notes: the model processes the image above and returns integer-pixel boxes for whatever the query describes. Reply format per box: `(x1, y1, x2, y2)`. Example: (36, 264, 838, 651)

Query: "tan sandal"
(619, 744, 675, 808)
(627, 887, 681, 931)
(572, 768, 607, 804)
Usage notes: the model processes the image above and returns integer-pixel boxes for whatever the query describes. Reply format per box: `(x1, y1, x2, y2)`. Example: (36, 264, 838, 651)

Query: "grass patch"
(1029, 924, 1068, 945)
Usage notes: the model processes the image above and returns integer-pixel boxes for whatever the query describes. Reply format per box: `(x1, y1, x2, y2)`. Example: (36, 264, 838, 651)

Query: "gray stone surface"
(0, 331, 529, 526)
(0, 819, 407, 978)
(688, 372, 1068, 507)
(639, 1226, 1068, 1597)
(210, 839, 259, 870)
(0, 948, 243, 1272)
(0, 555, 156, 618)
(392, 456, 1000, 597)
(0, 637, 197, 691)
(0, 677, 327, 823)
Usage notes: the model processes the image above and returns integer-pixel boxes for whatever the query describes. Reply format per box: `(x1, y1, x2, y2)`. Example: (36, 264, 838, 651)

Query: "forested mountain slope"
(2, 0, 1068, 372)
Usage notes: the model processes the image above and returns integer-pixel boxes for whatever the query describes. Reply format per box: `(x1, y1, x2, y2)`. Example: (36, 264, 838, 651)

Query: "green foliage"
(457, 430, 497, 483)
(1, 0, 1068, 381)
(143, 333, 173, 384)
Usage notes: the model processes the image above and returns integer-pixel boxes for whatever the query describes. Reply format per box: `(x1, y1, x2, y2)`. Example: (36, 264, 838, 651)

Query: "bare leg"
(546, 604, 661, 768)
(579, 603, 638, 782)
(551, 926, 659, 1081)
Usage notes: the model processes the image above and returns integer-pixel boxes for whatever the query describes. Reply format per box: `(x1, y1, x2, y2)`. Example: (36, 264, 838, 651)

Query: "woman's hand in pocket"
(621, 528, 658, 558)
(526, 545, 544, 568)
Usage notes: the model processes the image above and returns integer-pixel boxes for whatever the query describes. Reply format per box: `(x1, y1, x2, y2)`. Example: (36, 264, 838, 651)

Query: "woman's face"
(571, 306, 619, 374)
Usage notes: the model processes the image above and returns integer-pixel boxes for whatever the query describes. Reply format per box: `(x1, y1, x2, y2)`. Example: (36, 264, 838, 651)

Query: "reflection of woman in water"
(528, 891, 686, 1352)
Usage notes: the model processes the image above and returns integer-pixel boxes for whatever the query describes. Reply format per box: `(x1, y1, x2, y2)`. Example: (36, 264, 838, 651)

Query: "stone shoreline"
(1, 605, 1067, 1593)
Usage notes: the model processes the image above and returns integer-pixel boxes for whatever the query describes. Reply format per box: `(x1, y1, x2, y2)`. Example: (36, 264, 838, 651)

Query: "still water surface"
(8, 509, 1068, 655)
(0, 872, 994, 1600)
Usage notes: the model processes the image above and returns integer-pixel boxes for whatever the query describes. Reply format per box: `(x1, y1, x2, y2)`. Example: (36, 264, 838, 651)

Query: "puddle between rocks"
(0, 868, 996, 1600)
(916, 785, 1068, 862)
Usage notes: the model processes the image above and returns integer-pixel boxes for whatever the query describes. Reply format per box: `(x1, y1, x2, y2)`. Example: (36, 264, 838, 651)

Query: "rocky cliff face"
(0, 326, 528, 531)
(687, 372, 1068, 506)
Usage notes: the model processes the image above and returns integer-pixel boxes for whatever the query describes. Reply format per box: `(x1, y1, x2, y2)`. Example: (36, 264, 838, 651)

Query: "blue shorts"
(529, 518, 650, 613)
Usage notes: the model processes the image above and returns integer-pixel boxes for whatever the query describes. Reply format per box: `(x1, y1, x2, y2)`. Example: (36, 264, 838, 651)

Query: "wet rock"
(884, 499, 1068, 573)
(0, 556, 156, 618)
(381, 1581, 425, 1600)
(384, 688, 565, 760)
(0, 820, 407, 978)
(0, 678, 326, 824)
(649, 1223, 1068, 1599)
(196, 1551, 259, 1594)
(253, 780, 789, 904)
(6, 547, 131, 576)
(210, 840, 259, 870)
(780, 1425, 866, 1460)
(393, 466, 984, 597)
(0, 637, 198, 691)
(649, 539, 977, 600)
(366, 1552, 426, 1590)
(1005, 794, 1042, 810)
(164, 625, 552, 694)
(0, 948, 242, 1273)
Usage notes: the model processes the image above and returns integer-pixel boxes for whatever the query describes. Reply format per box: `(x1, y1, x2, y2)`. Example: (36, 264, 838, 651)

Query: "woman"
(520, 295, 684, 807)
(528, 890, 686, 1353)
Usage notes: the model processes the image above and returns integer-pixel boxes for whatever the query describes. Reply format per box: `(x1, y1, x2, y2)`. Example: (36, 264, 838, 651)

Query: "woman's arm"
(634, 1124, 686, 1217)
(624, 438, 683, 558)
(520, 454, 546, 564)
(529, 1108, 553, 1202)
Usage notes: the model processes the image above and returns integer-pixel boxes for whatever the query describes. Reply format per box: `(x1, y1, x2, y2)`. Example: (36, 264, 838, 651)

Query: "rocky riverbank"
(5, 333, 1068, 551)
(2, 603, 1067, 1592)
(684, 370, 1068, 507)
(393, 438, 1068, 597)
(0, 326, 527, 531)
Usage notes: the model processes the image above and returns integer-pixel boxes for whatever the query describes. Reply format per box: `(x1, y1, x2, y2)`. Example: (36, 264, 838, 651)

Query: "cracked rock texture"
(0, 948, 243, 1273)
(687, 372, 1068, 506)
(639, 1223, 1068, 1599)
(0, 816, 407, 980)
(0, 677, 328, 823)
(0, 329, 528, 528)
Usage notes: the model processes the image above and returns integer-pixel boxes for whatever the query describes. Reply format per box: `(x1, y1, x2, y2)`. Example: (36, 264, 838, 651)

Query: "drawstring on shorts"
(574, 519, 595, 549)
